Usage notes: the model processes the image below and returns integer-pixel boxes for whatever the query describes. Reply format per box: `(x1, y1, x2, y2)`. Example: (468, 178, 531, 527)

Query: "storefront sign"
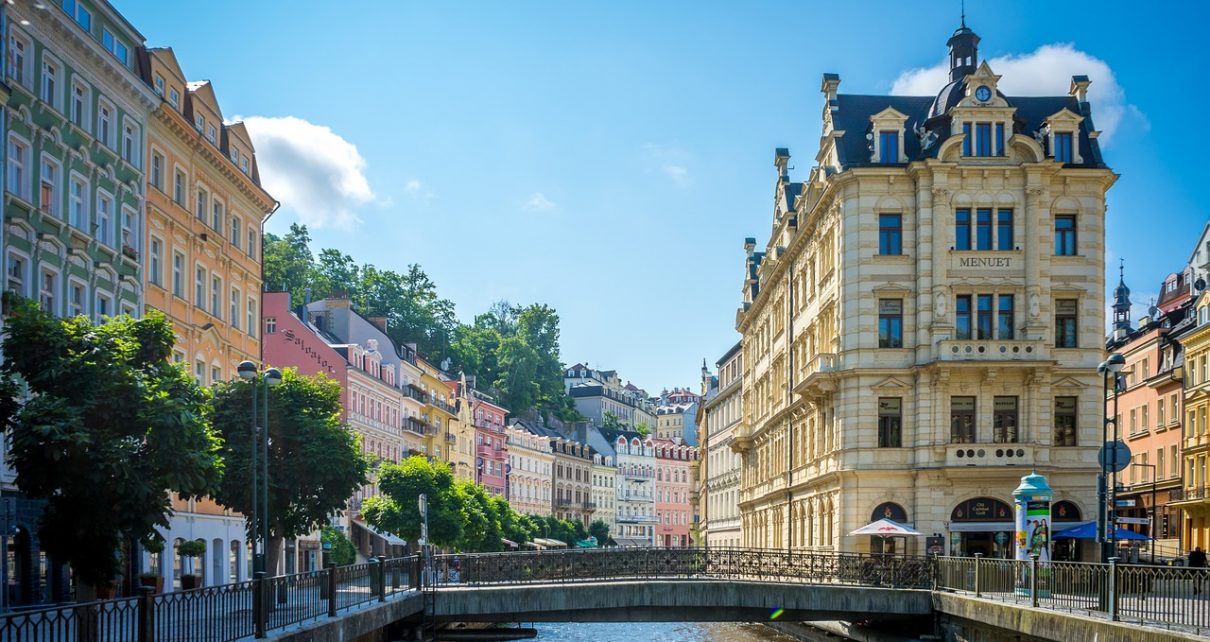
(951, 497, 1012, 522)
(958, 256, 1013, 268)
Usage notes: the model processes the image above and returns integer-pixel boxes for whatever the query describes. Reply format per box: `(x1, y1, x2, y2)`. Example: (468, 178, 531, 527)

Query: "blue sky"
(119, 0, 1208, 392)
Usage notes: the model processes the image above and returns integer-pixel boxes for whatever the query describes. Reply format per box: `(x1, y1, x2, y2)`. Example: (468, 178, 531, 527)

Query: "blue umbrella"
(1053, 521, 1152, 541)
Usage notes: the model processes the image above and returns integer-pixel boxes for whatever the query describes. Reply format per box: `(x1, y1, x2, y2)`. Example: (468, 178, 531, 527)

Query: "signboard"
(1115, 499, 1136, 507)
(1099, 441, 1131, 473)
(951, 497, 1012, 522)
(1118, 517, 1150, 525)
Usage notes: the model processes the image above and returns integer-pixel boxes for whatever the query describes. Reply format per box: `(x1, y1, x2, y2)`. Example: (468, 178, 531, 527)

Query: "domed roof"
(929, 79, 966, 121)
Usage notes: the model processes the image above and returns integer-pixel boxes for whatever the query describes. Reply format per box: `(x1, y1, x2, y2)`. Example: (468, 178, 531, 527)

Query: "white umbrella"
(849, 518, 922, 537)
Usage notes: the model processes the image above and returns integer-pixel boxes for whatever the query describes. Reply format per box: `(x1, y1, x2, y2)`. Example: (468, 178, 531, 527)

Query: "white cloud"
(522, 192, 556, 212)
(402, 178, 436, 205)
(241, 116, 374, 228)
(891, 44, 1144, 145)
(643, 143, 692, 186)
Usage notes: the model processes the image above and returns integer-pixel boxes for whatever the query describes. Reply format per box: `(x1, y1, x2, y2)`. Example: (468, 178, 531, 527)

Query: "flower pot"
(180, 574, 202, 590)
(139, 575, 164, 593)
(95, 581, 116, 599)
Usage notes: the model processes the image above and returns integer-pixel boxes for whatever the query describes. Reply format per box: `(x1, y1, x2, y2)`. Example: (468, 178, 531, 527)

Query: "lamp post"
(238, 361, 283, 576)
(1097, 353, 1126, 563)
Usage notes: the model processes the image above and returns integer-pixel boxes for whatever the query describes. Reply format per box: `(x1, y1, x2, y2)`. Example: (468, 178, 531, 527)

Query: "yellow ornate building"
(734, 22, 1114, 558)
(139, 48, 276, 585)
(1175, 292, 1210, 548)
(417, 355, 469, 478)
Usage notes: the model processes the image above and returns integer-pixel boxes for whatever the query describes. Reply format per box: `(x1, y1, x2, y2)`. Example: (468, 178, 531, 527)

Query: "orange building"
(139, 47, 277, 586)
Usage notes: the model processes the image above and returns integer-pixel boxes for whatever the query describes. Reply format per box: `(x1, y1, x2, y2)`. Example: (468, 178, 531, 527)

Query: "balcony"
(556, 498, 574, 508)
(584, 502, 597, 512)
(404, 417, 429, 436)
(945, 443, 1035, 468)
(937, 339, 1048, 363)
(793, 353, 836, 397)
(477, 444, 504, 460)
(1171, 487, 1210, 505)
(617, 514, 659, 524)
(445, 433, 457, 443)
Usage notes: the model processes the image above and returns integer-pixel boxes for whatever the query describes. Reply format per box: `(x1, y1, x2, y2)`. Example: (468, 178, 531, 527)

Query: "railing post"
(974, 553, 983, 597)
(376, 555, 387, 602)
(1108, 557, 1119, 622)
(1029, 553, 1039, 608)
(253, 571, 267, 639)
(137, 586, 155, 642)
(74, 601, 98, 642)
(392, 557, 401, 589)
(410, 556, 421, 590)
(326, 563, 337, 618)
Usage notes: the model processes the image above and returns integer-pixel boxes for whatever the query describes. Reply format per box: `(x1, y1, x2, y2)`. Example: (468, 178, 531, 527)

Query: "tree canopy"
(210, 368, 368, 572)
(263, 224, 581, 419)
(0, 296, 222, 586)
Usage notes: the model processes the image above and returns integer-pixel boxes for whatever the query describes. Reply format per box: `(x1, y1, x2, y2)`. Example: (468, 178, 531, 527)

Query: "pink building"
(654, 438, 696, 547)
(449, 381, 509, 497)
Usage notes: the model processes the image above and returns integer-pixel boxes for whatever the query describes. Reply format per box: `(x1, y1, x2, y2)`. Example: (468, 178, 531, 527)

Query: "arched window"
(870, 502, 909, 524)
(1053, 500, 1082, 522)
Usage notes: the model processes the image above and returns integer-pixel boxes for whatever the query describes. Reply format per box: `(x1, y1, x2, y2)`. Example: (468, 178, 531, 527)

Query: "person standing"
(1190, 547, 1207, 594)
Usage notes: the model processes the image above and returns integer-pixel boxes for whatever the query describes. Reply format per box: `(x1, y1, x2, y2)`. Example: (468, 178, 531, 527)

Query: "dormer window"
(1054, 132, 1073, 163)
(878, 131, 898, 164)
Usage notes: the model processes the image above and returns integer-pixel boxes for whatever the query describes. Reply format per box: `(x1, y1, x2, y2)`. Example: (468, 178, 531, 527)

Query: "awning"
(352, 519, 406, 546)
(529, 537, 567, 549)
(947, 522, 1015, 532)
(501, 538, 519, 549)
(1054, 521, 1152, 541)
(613, 538, 653, 547)
(849, 519, 922, 537)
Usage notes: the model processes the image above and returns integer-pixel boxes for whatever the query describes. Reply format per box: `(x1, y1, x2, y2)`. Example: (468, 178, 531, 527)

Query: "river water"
(532, 622, 800, 641)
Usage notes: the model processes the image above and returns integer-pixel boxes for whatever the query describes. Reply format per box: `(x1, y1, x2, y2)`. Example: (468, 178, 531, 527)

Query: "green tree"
(603, 412, 624, 430)
(210, 369, 368, 575)
(362, 456, 464, 549)
(634, 422, 651, 438)
(588, 519, 612, 546)
(262, 223, 319, 305)
(320, 527, 358, 566)
(457, 481, 502, 552)
(0, 297, 222, 592)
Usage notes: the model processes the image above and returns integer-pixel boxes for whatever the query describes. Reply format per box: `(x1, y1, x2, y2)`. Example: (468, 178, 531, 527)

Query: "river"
(532, 622, 800, 641)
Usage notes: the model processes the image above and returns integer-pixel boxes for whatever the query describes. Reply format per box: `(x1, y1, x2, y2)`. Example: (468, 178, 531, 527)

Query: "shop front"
(1050, 500, 1084, 561)
(948, 497, 1014, 558)
(869, 502, 912, 554)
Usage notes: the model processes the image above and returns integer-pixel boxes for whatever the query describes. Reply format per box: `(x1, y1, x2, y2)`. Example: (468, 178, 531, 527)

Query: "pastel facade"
(654, 438, 696, 547)
(417, 356, 467, 477)
(505, 426, 554, 517)
(456, 384, 508, 497)
(701, 342, 744, 548)
(734, 23, 1113, 558)
(607, 430, 657, 546)
(591, 453, 617, 540)
(549, 435, 593, 525)
(1176, 292, 1210, 549)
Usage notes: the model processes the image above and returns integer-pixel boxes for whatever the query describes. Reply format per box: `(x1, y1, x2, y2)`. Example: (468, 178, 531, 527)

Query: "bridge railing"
(934, 555, 1210, 634)
(427, 546, 934, 589)
(0, 554, 421, 642)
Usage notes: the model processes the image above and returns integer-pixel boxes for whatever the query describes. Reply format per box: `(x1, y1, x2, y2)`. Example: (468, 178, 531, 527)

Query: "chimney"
(368, 315, 388, 333)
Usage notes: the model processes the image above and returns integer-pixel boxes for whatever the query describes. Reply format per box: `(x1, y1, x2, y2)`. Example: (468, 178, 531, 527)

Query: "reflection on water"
(533, 622, 800, 641)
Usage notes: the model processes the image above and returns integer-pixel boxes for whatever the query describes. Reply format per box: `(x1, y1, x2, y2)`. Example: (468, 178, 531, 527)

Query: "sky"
(117, 0, 1209, 393)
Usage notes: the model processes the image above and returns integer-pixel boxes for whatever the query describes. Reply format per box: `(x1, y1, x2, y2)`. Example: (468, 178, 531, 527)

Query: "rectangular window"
(102, 29, 128, 64)
(194, 360, 205, 385)
(975, 122, 992, 156)
(195, 266, 205, 307)
(956, 295, 972, 340)
(950, 396, 976, 444)
(976, 294, 994, 340)
(122, 123, 136, 165)
(150, 152, 163, 190)
(962, 122, 972, 156)
(68, 176, 87, 229)
(955, 208, 971, 251)
(149, 238, 162, 286)
(1054, 132, 1073, 163)
(997, 295, 1014, 340)
(173, 170, 185, 205)
(206, 125, 217, 144)
(95, 193, 111, 244)
(1055, 299, 1078, 347)
(210, 276, 221, 318)
(879, 131, 898, 163)
(94, 292, 110, 320)
(1054, 397, 1077, 446)
(8, 137, 27, 199)
(248, 298, 258, 337)
(6, 254, 25, 295)
(41, 59, 58, 108)
(995, 123, 1005, 156)
(878, 299, 903, 348)
(211, 366, 222, 386)
(878, 213, 902, 255)
(68, 282, 84, 317)
(878, 398, 902, 448)
(169, 88, 179, 108)
(231, 217, 241, 247)
(97, 103, 112, 147)
(993, 396, 1019, 443)
(70, 82, 87, 127)
(40, 158, 61, 216)
(9, 35, 28, 87)
(196, 188, 208, 221)
(996, 209, 1013, 250)
(265, 316, 277, 335)
(212, 200, 223, 230)
(1055, 215, 1077, 256)
(240, 157, 250, 174)
(230, 288, 240, 330)
(976, 208, 993, 250)
(121, 207, 134, 249)
(248, 230, 257, 259)
(172, 252, 184, 297)
(154, 75, 164, 96)
(39, 268, 57, 315)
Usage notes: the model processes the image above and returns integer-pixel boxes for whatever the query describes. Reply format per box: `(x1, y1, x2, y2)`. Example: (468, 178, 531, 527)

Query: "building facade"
(505, 426, 554, 517)
(458, 384, 508, 497)
(1176, 291, 1210, 550)
(701, 342, 744, 548)
(654, 438, 696, 547)
(607, 430, 657, 546)
(734, 23, 1113, 558)
(417, 356, 465, 476)
(591, 452, 617, 541)
(564, 363, 656, 430)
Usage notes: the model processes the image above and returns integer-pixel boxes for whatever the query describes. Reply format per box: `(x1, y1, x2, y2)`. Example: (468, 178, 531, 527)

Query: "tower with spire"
(1113, 259, 1132, 338)
(946, 11, 980, 82)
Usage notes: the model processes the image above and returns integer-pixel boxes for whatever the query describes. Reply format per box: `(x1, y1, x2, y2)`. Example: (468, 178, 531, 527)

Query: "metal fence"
(934, 555, 1210, 634)
(0, 555, 418, 642)
(427, 546, 934, 589)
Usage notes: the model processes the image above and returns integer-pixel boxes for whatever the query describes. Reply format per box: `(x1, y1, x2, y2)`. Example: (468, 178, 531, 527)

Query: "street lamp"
(1097, 352, 1126, 563)
(238, 361, 283, 575)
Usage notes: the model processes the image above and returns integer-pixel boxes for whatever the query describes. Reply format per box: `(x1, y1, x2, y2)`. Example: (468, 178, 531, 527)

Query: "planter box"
(180, 574, 202, 590)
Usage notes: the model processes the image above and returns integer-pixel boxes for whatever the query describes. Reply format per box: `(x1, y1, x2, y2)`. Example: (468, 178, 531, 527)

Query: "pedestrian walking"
(1190, 547, 1207, 594)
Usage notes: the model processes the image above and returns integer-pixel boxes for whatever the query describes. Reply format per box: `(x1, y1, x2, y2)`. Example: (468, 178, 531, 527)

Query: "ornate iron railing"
(935, 555, 1210, 634)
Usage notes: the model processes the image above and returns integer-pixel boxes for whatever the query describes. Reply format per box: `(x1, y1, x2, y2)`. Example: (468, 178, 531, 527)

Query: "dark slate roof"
(783, 182, 803, 212)
(831, 93, 1106, 170)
